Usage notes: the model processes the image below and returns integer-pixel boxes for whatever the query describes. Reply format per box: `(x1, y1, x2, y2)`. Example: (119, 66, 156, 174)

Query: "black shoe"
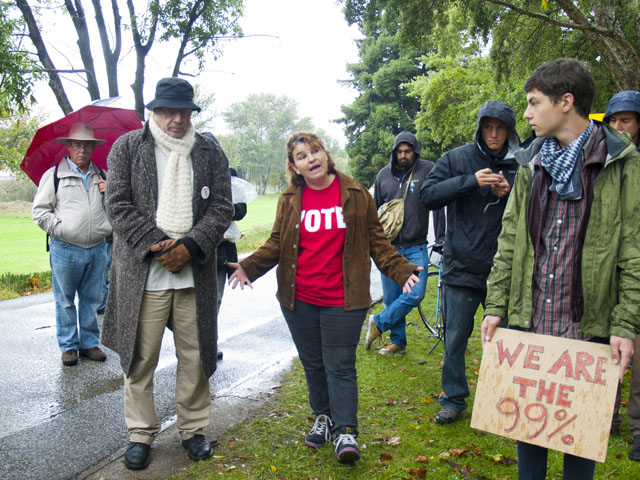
(97, 307, 105, 315)
(630, 435, 640, 461)
(217, 350, 223, 360)
(124, 442, 150, 470)
(333, 429, 361, 462)
(182, 434, 213, 461)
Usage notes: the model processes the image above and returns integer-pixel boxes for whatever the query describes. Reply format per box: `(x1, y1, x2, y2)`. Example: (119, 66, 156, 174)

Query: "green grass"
(173, 285, 637, 479)
(0, 271, 52, 300)
(235, 194, 279, 254)
(0, 215, 50, 274)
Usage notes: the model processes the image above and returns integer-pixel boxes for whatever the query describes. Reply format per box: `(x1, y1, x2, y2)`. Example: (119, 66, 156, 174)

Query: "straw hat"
(55, 123, 106, 145)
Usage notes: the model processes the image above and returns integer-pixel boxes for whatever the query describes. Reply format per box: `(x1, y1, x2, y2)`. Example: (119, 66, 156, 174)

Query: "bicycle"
(417, 243, 445, 356)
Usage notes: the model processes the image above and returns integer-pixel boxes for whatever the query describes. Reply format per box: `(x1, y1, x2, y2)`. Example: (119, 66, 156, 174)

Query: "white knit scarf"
(149, 115, 196, 239)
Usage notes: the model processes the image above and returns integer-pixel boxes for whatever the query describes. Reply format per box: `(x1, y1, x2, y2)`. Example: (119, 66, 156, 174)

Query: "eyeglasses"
(156, 108, 193, 119)
(70, 141, 95, 151)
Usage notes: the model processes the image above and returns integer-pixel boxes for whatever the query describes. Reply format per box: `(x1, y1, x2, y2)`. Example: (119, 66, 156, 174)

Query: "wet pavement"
(0, 264, 382, 480)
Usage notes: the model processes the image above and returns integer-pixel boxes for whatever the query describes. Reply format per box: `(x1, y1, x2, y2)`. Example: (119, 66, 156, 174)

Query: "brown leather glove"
(153, 240, 191, 273)
(150, 239, 177, 255)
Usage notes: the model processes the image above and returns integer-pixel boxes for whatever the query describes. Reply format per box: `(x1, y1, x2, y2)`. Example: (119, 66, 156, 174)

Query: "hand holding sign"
(471, 328, 618, 463)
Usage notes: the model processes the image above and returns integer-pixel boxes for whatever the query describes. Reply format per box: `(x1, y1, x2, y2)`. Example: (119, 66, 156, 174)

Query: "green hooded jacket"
(485, 123, 640, 340)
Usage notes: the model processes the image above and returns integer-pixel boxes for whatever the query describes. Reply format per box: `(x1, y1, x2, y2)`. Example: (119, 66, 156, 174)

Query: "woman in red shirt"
(229, 132, 421, 462)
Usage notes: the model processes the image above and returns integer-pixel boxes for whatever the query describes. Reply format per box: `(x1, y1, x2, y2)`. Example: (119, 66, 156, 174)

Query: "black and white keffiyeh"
(540, 120, 594, 200)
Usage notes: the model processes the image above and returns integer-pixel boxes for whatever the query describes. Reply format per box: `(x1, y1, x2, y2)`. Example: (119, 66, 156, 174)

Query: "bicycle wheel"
(418, 270, 440, 335)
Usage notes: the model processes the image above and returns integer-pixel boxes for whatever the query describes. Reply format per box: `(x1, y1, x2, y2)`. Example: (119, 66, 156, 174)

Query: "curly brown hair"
(285, 131, 337, 187)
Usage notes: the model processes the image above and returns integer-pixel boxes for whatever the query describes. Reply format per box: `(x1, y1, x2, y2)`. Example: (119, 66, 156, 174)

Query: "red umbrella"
(21, 105, 143, 185)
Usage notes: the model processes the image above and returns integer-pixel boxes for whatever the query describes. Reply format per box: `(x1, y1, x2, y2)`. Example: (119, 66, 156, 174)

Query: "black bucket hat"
(145, 77, 201, 112)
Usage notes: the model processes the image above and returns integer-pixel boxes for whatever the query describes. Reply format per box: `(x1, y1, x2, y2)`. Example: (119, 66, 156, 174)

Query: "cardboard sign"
(470, 328, 618, 462)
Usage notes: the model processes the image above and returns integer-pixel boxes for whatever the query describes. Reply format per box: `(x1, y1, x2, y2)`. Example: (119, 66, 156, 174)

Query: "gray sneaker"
(435, 407, 462, 424)
(305, 414, 332, 448)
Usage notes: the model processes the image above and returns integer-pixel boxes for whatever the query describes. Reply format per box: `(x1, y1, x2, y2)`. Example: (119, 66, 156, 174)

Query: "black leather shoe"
(181, 434, 213, 461)
(124, 442, 151, 470)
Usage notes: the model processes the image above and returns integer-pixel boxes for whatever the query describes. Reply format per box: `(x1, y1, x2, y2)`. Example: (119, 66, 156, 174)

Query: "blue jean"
(49, 237, 107, 352)
(517, 441, 595, 480)
(99, 239, 112, 310)
(375, 244, 429, 348)
(281, 300, 367, 434)
(439, 283, 486, 411)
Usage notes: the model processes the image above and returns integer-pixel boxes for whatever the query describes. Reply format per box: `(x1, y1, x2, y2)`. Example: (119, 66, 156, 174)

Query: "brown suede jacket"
(241, 171, 418, 311)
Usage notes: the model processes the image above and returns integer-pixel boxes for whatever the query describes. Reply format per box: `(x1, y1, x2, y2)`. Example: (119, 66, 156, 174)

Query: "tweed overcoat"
(102, 124, 233, 378)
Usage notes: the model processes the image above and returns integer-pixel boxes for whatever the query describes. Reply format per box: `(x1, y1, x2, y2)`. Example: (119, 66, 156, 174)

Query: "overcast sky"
(34, 0, 362, 146)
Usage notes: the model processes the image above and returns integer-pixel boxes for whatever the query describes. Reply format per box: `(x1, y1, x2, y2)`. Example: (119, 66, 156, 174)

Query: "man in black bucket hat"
(146, 77, 202, 112)
(103, 77, 233, 470)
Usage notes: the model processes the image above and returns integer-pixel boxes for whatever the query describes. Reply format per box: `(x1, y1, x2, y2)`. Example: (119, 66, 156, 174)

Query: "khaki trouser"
(124, 288, 210, 444)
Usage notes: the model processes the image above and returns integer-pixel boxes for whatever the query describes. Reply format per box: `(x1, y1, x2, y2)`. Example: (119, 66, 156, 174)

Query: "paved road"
(0, 264, 382, 480)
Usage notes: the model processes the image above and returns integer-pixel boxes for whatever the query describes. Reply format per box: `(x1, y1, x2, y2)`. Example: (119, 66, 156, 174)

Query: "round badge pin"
(201, 186, 210, 199)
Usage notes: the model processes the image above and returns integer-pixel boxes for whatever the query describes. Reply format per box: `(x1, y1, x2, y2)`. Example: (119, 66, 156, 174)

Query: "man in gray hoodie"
(420, 101, 520, 424)
(365, 131, 444, 355)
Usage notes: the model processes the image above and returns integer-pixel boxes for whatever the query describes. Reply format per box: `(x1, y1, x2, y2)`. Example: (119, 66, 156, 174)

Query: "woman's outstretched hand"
(227, 262, 253, 289)
(402, 266, 424, 294)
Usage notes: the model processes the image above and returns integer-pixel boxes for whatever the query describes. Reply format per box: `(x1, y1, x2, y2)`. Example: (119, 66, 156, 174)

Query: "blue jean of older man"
(50, 236, 107, 352)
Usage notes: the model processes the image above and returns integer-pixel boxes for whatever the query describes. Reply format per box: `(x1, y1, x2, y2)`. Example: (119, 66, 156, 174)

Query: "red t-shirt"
(295, 176, 346, 306)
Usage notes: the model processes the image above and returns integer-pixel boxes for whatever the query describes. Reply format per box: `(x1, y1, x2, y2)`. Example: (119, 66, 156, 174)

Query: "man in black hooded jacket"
(420, 100, 520, 424)
(365, 131, 444, 355)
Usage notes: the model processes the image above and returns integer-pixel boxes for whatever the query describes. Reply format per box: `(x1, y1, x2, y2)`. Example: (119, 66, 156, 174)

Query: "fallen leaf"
(380, 452, 393, 459)
(387, 436, 402, 446)
(415, 454, 429, 463)
(492, 453, 504, 463)
(408, 466, 427, 478)
(449, 447, 469, 457)
(386, 398, 397, 405)
(270, 465, 277, 472)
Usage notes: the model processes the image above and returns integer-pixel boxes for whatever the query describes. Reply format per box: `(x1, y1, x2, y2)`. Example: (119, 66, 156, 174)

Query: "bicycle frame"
(418, 243, 444, 356)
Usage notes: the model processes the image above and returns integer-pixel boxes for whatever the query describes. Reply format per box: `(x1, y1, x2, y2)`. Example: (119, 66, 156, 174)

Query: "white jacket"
(32, 159, 112, 248)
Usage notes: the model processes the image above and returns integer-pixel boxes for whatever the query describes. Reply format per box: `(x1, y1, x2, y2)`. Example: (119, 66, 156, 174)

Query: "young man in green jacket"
(481, 58, 640, 480)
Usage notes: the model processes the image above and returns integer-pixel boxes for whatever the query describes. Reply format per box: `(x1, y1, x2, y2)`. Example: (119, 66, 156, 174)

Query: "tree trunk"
(15, 0, 73, 114)
(171, 0, 206, 77)
(63, 0, 100, 100)
(91, 0, 122, 97)
(127, 0, 158, 119)
(487, 0, 640, 91)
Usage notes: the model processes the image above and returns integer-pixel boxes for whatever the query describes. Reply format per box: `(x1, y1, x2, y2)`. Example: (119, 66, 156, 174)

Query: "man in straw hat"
(32, 123, 112, 367)
(103, 77, 233, 469)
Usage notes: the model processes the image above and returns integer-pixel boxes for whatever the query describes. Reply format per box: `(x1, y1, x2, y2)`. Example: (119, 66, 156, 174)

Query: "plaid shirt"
(531, 192, 589, 340)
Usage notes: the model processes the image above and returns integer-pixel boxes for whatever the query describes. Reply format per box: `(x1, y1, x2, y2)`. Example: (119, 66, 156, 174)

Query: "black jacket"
(420, 101, 520, 289)
(217, 167, 247, 274)
(374, 131, 445, 248)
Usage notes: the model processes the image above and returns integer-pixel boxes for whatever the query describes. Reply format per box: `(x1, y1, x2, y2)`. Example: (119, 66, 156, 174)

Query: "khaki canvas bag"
(377, 166, 414, 241)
